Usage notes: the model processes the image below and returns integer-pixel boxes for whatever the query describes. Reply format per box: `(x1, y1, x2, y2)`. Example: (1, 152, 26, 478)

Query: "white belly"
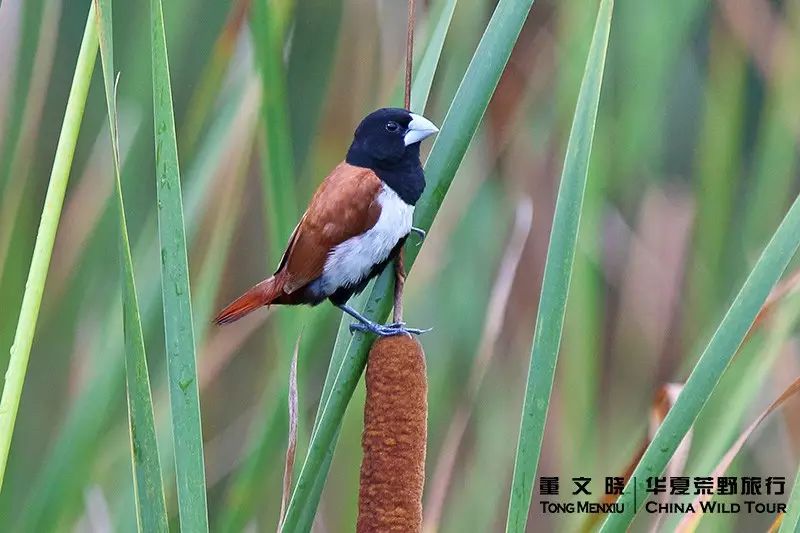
(320, 185, 413, 294)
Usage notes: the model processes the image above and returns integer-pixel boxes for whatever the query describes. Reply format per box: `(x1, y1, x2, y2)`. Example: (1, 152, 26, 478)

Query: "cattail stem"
(357, 336, 427, 532)
(393, 0, 415, 324)
(404, 0, 415, 110)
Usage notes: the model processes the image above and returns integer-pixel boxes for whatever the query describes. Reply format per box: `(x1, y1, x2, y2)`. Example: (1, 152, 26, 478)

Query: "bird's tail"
(214, 277, 283, 325)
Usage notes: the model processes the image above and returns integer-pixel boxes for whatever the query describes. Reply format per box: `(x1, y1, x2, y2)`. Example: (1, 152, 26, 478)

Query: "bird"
(214, 107, 439, 336)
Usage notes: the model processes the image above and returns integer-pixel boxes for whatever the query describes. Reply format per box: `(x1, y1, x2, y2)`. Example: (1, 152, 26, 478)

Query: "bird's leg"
(410, 226, 426, 245)
(337, 304, 430, 337)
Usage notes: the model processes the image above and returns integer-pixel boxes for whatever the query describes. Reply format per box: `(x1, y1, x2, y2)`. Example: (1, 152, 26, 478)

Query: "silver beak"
(404, 113, 440, 146)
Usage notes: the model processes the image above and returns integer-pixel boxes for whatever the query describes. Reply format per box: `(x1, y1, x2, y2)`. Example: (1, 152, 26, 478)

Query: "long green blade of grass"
(410, 0, 458, 112)
(150, 0, 209, 529)
(686, 299, 800, 485)
(250, 0, 298, 254)
(0, 2, 98, 491)
(680, 292, 800, 532)
(505, 1, 612, 530)
(20, 72, 250, 529)
(17, 77, 250, 531)
(280, 0, 539, 528)
(95, 0, 168, 530)
(599, 148, 800, 533)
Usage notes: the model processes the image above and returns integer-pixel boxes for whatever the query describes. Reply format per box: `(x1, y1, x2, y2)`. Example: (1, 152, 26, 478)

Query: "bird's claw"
(349, 321, 432, 337)
(410, 227, 426, 246)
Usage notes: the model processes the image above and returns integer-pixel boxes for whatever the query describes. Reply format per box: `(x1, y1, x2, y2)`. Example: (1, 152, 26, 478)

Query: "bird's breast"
(321, 185, 413, 292)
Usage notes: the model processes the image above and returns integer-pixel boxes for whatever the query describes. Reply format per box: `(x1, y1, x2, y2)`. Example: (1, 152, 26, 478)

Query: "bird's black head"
(346, 108, 438, 169)
(346, 108, 439, 204)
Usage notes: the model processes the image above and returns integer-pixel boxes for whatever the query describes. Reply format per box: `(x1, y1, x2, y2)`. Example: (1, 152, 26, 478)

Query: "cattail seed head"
(357, 335, 427, 532)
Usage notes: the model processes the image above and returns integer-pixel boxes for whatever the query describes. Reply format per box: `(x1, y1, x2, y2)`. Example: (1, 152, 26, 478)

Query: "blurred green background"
(1, 0, 799, 530)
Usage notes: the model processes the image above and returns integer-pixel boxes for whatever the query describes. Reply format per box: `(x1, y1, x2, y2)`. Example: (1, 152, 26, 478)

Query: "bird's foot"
(349, 320, 432, 337)
(338, 303, 431, 336)
(410, 227, 426, 246)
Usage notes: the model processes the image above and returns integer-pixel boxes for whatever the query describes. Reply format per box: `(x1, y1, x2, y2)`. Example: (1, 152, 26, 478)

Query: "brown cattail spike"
(357, 335, 427, 532)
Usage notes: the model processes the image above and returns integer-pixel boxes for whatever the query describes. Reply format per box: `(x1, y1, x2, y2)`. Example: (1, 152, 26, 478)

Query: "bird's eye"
(385, 121, 399, 132)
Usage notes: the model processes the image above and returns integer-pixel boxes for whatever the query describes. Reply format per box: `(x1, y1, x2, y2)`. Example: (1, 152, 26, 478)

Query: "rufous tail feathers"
(214, 277, 283, 325)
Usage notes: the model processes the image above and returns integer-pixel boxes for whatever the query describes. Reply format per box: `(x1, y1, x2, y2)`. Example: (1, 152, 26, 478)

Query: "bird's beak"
(404, 113, 439, 146)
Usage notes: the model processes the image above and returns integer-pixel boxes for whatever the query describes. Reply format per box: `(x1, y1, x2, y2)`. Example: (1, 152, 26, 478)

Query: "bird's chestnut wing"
(276, 163, 383, 294)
